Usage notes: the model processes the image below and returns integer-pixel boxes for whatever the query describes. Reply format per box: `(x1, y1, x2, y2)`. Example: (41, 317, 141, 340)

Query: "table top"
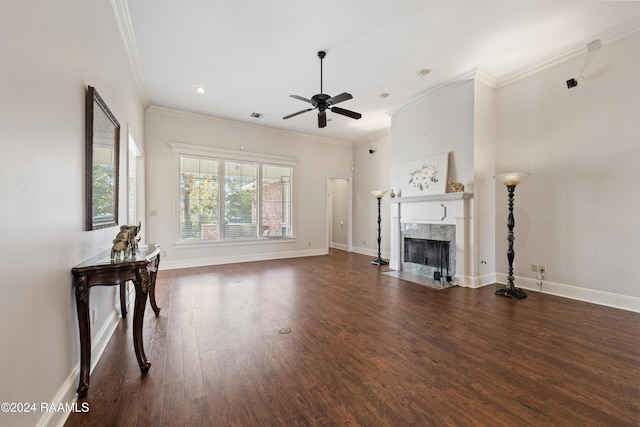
(72, 243, 160, 273)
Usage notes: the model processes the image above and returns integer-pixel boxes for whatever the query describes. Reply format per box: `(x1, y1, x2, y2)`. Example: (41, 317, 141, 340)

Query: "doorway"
(327, 176, 352, 253)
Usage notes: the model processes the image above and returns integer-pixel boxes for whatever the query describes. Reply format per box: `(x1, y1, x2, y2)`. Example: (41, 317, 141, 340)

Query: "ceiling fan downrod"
(318, 51, 325, 95)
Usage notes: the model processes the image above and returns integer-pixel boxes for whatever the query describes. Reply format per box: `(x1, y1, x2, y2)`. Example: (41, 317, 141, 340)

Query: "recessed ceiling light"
(194, 86, 207, 94)
(417, 69, 431, 77)
(379, 92, 390, 99)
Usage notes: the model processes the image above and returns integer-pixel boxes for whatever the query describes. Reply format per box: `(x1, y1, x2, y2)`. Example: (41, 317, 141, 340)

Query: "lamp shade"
(494, 172, 530, 186)
(370, 190, 387, 199)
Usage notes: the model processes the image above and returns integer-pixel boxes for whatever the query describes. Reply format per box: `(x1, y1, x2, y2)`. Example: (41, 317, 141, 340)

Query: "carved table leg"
(74, 275, 91, 397)
(119, 282, 127, 318)
(148, 253, 161, 315)
(132, 267, 151, 373)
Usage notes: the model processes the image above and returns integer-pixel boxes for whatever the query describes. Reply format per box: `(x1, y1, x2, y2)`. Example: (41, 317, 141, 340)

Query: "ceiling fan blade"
(331, 106, 362, 120)
(289, 94, 313, 104)
(283, 108, 313, 120)
(318, 112, 327, 128)
(327, 92, 353, 106)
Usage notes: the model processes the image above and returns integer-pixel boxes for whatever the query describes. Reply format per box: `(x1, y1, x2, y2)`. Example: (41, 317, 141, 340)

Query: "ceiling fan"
(283, 51, 362, 128)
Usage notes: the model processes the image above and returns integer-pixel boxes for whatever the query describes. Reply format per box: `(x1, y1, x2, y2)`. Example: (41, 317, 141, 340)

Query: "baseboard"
(39, 306, 121, 427)
(452, 273, 496, 288)
(495, 273, 640, 313)
(351, 246, 390, 260)
(330, 242, 348, 251)
(160, 248, 327, 270)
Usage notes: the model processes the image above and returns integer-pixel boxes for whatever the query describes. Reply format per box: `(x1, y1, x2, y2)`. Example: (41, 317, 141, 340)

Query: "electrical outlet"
(531, 264, 546, 273)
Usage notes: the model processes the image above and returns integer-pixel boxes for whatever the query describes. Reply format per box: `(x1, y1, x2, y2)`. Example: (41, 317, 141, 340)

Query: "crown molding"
(111, 0, 149, 108)
(497, 16, 640, 87)
(352, 127, 391, 147)
(147, 105, 354, 148)
(390, 17, 640, 114)
(388, 66, 485, 117)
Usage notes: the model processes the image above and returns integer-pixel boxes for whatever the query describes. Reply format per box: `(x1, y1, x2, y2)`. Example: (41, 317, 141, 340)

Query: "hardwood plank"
(65, 250, 640, 427)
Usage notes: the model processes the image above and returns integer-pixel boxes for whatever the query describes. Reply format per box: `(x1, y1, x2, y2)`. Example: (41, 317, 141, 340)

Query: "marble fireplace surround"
(389, 192, 471, 287)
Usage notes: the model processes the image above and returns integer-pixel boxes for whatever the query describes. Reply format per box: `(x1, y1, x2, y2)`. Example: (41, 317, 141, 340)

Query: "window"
(262, 165, 291, 237)
(224, 161, 257, 240)
(179, 156, 219, 241)
(175, 146, 294, 243)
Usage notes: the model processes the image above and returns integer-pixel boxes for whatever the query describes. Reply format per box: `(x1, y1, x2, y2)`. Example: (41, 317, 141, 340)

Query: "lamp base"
(495, 287, 528, 299)
(371, 259, 389, 266)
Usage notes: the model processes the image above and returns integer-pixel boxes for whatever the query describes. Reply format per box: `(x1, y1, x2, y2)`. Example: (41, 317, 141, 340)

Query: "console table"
(72, 243, 161, 397)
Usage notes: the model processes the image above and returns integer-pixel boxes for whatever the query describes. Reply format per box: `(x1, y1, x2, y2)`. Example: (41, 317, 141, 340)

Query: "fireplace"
(388, 192, 470, 287)
(404, 238, 450, 269)
(401, 224, 455, 286)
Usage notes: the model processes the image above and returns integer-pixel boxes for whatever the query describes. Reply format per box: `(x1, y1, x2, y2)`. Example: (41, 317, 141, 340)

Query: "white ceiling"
(119, 0, 640, 142)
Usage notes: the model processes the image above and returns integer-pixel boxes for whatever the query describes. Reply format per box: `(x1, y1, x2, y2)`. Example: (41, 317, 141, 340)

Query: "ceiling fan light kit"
(283, 51, 362, 128)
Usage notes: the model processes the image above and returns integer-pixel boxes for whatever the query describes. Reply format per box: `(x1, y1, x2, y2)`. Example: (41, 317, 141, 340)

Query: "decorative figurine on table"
(110, 221, 141, 260)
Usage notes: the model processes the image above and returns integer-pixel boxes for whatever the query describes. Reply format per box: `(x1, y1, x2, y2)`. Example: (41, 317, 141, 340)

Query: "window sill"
(173, 237, 296, 250)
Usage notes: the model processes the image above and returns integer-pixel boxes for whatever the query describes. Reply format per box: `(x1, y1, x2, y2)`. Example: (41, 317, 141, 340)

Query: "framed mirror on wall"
(85, 85, 120, 230)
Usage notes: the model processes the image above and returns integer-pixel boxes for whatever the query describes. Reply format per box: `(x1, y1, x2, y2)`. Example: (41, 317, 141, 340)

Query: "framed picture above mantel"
(402, 152, 449, 197)
(85, 85, 120, 230)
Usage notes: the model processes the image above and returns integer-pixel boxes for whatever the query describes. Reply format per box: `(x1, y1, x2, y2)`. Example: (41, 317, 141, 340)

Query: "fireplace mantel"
(390, 192, 470, 204)
(389, 191, 472, 287)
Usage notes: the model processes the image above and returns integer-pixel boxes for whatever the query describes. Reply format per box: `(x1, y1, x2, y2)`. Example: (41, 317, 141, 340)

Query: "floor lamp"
(370, 190, 388, 265)
(494, 172, 530, 299)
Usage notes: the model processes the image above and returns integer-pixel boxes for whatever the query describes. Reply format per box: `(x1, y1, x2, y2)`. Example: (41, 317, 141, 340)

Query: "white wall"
(496, 31, 640, 307)
(473, 81, 497, 282)
(0, 1, 145, 426)
(390, 80, 475, 194)
(352, 130, 391, 258)
(144, 107, 354, 268)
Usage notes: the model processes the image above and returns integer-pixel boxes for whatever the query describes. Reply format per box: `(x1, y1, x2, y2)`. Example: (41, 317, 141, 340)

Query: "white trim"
(389, 67, 480, 116)
(352, 127, 391, 147)
(173, 237, 296, 250)
(498, 16, 640, 87)
(495, 274, 640, 313)
(149, 106, 353, 147)
(170, 145, 296, 244)
(390, 18, 640, 115)
(168, 141, 298, 166)
(331, 242, 349, 251)
(39, 307, 121, 427)
(159, 248, 327, 270)
(326, 174, 354, 254)
(391, 192, 471, 204)
(352, 245, 390, 260)
(110, 0, 149, 107)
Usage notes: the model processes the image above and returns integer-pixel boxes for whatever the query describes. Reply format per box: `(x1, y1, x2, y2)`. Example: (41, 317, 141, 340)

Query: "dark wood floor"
(65, 250, 640, 427)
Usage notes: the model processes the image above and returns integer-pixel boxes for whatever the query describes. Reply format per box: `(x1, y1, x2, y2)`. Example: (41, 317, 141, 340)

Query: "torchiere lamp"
(370, 190, 388, 265)
(494, 172, 530, 299)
